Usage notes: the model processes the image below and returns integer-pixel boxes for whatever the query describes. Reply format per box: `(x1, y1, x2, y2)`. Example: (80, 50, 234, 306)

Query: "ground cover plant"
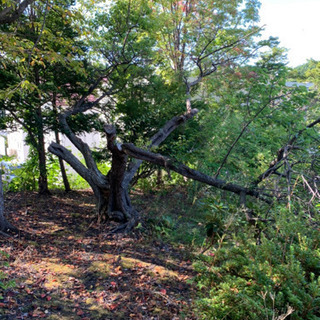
(194, 196, 320, 320)
(1, 187, 319, 319)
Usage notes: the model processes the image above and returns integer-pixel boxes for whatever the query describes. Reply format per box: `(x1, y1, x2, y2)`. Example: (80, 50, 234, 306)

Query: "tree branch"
(48, 142, 108, 189)
(252, 115, 320, 186)
(215, 93, 288, 178)
(123, 108, 199, 188)
(0, 0, 34, 24)
(122, 143, 271, 203)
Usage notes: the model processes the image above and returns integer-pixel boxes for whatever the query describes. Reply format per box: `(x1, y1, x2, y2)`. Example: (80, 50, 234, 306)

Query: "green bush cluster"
(5, 152, 112, 192)
(7, 153, 42, 192)
(194, 206, 320, 320)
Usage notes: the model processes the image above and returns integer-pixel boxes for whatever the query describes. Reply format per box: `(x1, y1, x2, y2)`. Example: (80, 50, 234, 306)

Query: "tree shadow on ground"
(0, 190, 197, 319)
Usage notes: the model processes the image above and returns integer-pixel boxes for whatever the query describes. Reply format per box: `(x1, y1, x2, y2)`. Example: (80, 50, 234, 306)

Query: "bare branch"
(123, 108, 199, 188)
(301, 175, 320, 203)
(0, 0, 34, 24)
(122, 143, 271, 203)
(253, 115, 320, 186)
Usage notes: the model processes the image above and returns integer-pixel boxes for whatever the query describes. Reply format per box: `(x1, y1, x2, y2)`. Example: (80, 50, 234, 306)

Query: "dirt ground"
(0, 190, 198, 319)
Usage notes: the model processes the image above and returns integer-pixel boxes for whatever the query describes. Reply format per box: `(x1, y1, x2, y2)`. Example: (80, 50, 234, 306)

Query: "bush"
(6, 150, 112, 191)
(7, 152, 65, 191)
(194, 206, 320, 320)
(7, 152, 39, 191)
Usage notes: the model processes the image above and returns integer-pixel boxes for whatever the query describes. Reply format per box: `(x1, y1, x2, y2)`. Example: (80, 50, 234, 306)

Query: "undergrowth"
(193, 204, 320, 320)
(136, 187, 320, 320)
(2, 162, 320, 320)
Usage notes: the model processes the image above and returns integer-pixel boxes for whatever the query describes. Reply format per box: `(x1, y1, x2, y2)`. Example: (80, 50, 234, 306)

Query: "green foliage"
(288, 59, 319, 82)
(68, 173, 90, 190)
(194, 204, 320, 320)
(7, 151, 61, 191)
(7, 154, 38, 192)
(191, 46, 315, 186)
(136, 186, 204, 246)
(148, 214, 176, 237)
(46, 154, 64, 189)
(7, 153, 63, 192)
(68, 158, 111, 190)
(0, 0, 92, 192)
(200, 197, 239, 240)
(152, 0, 261, 78)
(67, 158, 111, 190)
(5, 146, 112, 191)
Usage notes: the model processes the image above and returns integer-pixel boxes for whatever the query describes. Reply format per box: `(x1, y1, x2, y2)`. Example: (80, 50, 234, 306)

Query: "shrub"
(7, 152, 39, 191)
(194, 206, 320, 320)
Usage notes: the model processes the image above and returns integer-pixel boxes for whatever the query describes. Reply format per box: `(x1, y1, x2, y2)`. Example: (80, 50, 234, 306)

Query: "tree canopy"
(0, 1, 319, 319)
(0, 0, 319, 231)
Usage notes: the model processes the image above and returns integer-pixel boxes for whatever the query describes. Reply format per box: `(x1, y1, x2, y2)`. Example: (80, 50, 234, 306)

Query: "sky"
(259, 0, 320, 67)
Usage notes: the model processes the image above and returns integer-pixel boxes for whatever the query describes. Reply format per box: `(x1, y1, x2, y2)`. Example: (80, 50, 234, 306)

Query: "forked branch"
(123, 108, 199, 188)
(252, 115, 320, 186)
(0, 0, 35, 24)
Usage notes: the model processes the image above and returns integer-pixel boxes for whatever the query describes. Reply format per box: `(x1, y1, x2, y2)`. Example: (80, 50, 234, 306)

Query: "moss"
(88, 261, 111, 276)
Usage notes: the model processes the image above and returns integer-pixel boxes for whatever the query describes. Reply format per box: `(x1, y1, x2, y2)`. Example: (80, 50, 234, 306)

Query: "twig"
(215, 94, 287, 178)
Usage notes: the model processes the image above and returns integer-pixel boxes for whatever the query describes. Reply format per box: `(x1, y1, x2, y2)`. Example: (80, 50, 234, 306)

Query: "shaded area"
(0, 191, 197, 319)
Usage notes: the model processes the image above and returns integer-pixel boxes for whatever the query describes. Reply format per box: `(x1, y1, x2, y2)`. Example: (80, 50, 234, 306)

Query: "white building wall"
(0, 135, 6, 156)
(6, 130, 29, 163)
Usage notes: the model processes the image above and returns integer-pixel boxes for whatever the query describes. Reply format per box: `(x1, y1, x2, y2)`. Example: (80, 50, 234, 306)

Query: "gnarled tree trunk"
(49, 103, 273, 233)
(0, 169, 18, 235)
(48, 106, 201, 231)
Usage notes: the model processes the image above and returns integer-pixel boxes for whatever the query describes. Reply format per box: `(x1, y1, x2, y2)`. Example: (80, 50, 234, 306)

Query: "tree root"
(0, 229, 12, 238)
(108, 216, 139, 234)
(0, 219, 19, 233)
(0, 222, 19, 238)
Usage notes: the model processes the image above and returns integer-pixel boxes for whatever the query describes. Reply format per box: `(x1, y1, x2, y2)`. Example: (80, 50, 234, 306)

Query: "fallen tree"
(45, 0, 318, 232)
(48, 103, 275, 232)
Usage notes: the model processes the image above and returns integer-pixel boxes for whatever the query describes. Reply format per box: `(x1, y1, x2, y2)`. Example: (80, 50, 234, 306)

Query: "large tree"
(47, 0, 287, 232)
(0, 0, 90, 194)
(0, 0, 309, 233)
(151, 0, 262, 112)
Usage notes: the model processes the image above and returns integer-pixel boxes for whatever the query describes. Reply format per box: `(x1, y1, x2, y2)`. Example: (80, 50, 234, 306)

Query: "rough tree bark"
(0, 0, 35, 24)
(49, 108, 201, 231)
(121, 143, 270, 202)
(0, 166, 18, 235)
(49, 103, 273, 232)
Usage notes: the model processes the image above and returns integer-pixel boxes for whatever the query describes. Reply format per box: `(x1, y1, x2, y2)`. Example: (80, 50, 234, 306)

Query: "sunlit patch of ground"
(0, 191, 197, 319)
